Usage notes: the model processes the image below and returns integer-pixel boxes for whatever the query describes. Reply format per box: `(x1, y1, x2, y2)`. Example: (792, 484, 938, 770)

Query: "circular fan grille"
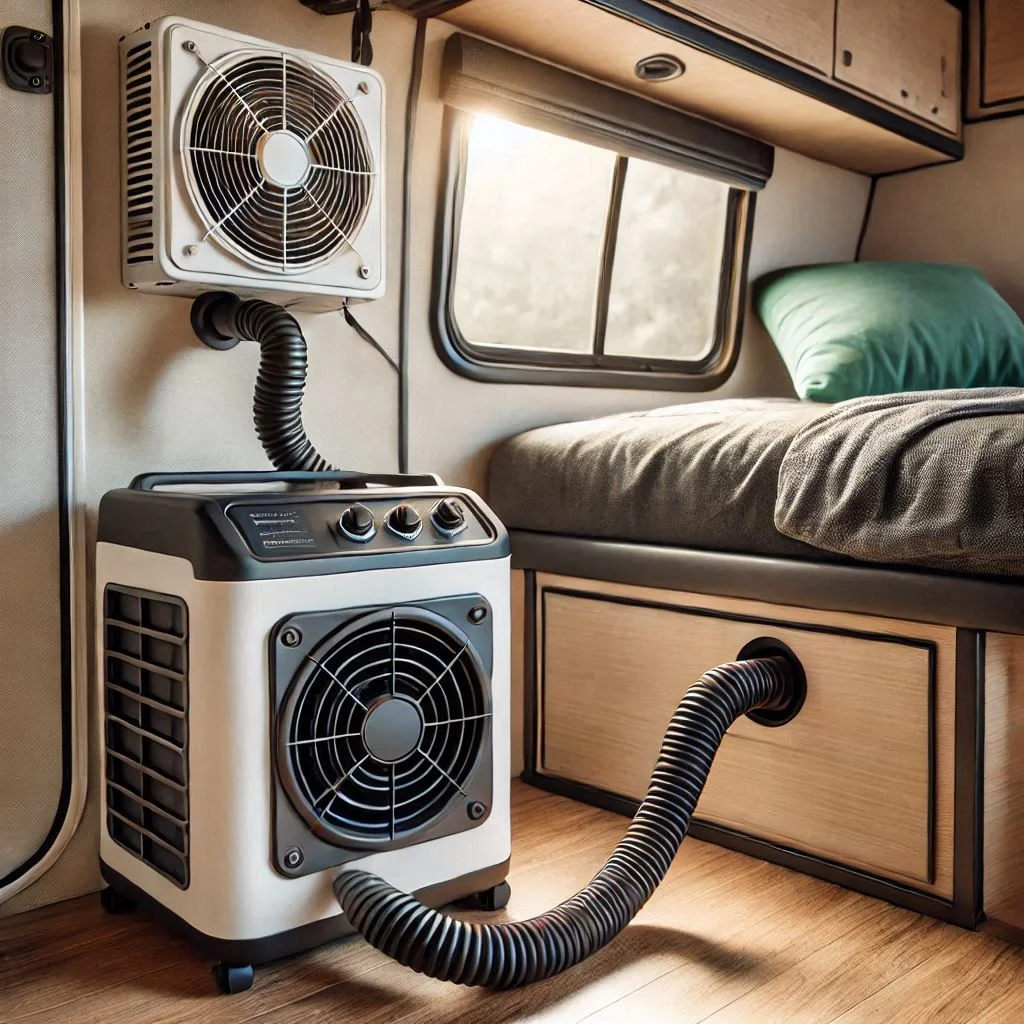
(180, 49, 375, 273)
(279, 608, 490, 846)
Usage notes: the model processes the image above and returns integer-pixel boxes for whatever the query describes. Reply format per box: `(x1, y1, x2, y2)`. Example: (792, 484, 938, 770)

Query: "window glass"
(447, 112, 744, 377)
(604, 159, 730, 361)
(452, 116, 615, 354)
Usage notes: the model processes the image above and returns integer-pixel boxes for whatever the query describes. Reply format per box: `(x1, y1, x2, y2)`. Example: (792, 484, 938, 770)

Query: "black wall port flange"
(738, 637, 807, 728)
(3, 27, 53, 94)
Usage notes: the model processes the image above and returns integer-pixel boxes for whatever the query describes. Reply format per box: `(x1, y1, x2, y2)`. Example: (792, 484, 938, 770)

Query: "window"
(437, 112, 755, 390)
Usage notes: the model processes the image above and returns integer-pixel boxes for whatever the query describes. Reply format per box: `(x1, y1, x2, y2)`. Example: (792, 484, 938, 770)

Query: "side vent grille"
(122, 41, 155, 266)
(103, 585, 189, 888)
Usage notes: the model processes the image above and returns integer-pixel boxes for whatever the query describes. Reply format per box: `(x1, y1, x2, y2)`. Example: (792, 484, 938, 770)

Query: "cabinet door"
(836, 0, 960, 133)
(979, 0, 1024, 107)
(661, 0, 835, 73)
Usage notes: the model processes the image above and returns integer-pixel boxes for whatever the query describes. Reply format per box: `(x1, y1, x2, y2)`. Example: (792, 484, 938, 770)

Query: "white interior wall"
(7, 1, 869, 913)
(861, 119, 1024, 317)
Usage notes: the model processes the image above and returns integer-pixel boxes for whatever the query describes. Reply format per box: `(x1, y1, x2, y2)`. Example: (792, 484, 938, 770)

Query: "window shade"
(441, 33, 774, 190)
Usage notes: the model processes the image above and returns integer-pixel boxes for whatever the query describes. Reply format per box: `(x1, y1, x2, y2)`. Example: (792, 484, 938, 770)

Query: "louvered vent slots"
(122, 41, 155, 266)
(104, 585, 189, 888)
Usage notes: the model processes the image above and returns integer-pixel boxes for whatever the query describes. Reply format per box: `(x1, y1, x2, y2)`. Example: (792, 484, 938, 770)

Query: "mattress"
(487, 399, 833, 561)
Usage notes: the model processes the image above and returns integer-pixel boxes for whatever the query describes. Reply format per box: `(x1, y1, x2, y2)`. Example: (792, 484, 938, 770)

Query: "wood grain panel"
(984, 633, 1024, 931)
(968, 0, 1024, 120)
(534, 573, 957, 898)
(981, 0, 1024, 106)
(442, 0, 958, 174)
(835, 0, 961, 133)
(656, 0, 835, 73)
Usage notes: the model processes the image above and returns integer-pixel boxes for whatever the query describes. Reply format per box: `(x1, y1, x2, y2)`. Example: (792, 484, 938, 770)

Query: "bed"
(490, 390, 1024, 939)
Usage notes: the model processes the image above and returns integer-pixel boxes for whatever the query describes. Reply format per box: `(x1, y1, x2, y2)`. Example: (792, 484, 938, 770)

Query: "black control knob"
(431, 498, 468, 538)
(386, 504, 422, 541)
(338, 504, 375, 543)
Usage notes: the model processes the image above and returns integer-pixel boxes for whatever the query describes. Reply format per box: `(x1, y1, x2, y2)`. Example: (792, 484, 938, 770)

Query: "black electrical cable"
(335, 656, 797, 990)
(343, 302, 399, 375)
(351, 0, 373, 66)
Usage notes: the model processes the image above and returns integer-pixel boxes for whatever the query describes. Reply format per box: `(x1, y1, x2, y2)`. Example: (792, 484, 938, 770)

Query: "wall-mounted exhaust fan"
(119, 17, 386, 311)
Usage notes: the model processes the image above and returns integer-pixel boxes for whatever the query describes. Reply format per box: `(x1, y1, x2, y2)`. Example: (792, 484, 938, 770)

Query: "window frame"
(432, 107, 757, 391)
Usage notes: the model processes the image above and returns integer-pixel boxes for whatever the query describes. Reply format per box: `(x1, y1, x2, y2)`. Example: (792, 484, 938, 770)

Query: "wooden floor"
(4, 782, 1024, 1024)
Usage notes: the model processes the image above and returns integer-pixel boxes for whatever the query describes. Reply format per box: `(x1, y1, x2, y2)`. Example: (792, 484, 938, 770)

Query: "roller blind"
(441, 33, 774, 190)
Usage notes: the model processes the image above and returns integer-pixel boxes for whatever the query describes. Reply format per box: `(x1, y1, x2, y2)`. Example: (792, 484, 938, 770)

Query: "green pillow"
(754, 262, 1024, 403)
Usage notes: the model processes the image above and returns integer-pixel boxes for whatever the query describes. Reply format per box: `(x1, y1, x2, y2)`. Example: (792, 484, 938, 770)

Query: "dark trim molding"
(0, 0, 74, 895)
(953, 630, 986, 928)
(397, 18, 427, 473)
(854, 176, 878, 260)
(509, 530, 1024, 635)
(579, 0, 962, 161)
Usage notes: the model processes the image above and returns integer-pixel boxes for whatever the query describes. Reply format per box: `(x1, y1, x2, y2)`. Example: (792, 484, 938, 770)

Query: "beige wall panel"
(0, 0, 62, 904)
(408, 20, 871, 493)
(861, 118, 1024, 316)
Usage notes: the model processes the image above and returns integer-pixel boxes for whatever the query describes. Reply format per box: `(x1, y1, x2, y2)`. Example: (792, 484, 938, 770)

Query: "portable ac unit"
(95, 472, 510, 976)
(119, 17, 386, 311)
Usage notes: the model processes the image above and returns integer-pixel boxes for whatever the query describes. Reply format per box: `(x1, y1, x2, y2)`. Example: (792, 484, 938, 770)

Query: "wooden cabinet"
(836, 0, 960, 134)
(968, 0, 1024, 120)
(660, 0, 835, 74)
(441, 0, 963, 174)
(535, 576, 957, 898)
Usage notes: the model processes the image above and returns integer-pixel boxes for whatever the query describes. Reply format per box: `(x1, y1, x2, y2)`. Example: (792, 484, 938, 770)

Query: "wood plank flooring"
(3, 781, 1024, 1023)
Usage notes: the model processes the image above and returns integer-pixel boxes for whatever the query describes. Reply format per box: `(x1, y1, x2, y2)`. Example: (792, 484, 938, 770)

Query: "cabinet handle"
(940, 55, 947, 98)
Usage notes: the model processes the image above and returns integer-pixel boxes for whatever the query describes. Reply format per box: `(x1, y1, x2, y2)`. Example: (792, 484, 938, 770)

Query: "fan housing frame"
(118, 16, 386, 312)
(270, 596, 494, 879)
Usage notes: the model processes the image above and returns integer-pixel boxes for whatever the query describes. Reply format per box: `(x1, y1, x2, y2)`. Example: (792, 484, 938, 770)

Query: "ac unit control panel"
(228, 493, 495, 561)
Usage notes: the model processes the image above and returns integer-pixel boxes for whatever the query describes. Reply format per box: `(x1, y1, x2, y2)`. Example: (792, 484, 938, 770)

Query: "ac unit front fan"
(120, 17, 386, 311)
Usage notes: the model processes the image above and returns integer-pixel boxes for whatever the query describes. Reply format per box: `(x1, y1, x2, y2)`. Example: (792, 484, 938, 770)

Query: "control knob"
(431, 498, 468, 538)
(338, 504, 375, 543)
(386, 504, 422, 541)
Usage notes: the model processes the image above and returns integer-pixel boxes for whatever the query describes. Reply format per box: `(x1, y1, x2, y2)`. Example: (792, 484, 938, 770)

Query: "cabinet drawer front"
(540, 589, 940, 887)
(836, 0, 960, 133)
(656, 0, 835, 73)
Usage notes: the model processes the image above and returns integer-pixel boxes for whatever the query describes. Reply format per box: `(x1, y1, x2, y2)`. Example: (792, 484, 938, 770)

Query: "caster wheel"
(99, 886, 135, 915)
(212, 962, 255, 995)
(465, 880, 511, 912)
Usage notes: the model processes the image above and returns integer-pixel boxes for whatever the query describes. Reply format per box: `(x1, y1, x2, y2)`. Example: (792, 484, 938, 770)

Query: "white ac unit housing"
(120, 16, 386, 311)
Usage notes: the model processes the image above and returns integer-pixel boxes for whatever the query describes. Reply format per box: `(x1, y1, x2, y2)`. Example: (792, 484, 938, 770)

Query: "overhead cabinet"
(836, 0, 960, 134)
(659, 0, 835, 73)
(968, 0, 1024, 120)
(438, 0, 963, 174)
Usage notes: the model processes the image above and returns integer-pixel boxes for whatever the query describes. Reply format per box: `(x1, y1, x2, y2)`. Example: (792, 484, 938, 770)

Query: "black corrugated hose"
(335, 656, 797, 989)
(193, 294, 336, 472)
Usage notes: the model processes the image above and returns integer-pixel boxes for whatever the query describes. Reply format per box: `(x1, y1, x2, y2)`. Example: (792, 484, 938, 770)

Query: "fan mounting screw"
(183, 244, 199, 257)
(281, 627, 302, 648)
(359, 265, 371, 280)
(183, 39, 196, 53)
(357, 81, 370, 95)
(283, 846, 304, 870)
(468, 605, 488, 625)
(468, 801, 487, 821)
